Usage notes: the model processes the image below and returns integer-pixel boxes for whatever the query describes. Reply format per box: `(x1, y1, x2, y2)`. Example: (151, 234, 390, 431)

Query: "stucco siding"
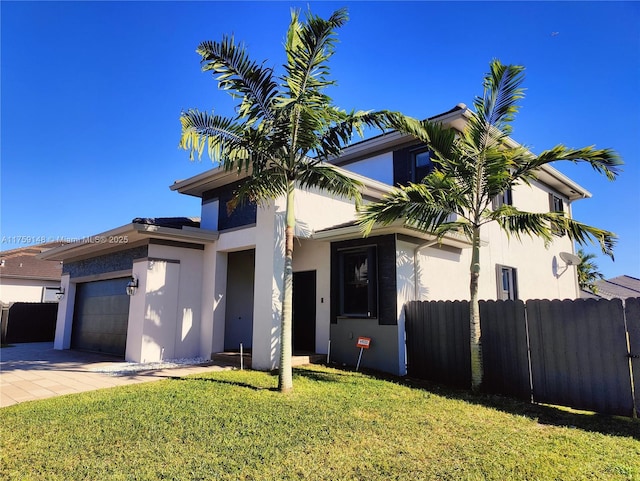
(0, 278, 60, 303)
(292, 239, 331, 354)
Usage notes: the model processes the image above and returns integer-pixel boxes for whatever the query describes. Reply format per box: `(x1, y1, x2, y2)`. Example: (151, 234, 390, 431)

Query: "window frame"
(337, 246, 378, 318)
(492, 188, 513, 210)
(496, 264, 518, 301)
(411, 148, 435, 183)
(549, 193, 566, 236)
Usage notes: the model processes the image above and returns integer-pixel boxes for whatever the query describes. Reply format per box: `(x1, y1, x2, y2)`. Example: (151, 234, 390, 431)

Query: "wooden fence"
(405, 298, 640, 417)
(1, 302, 57, 344)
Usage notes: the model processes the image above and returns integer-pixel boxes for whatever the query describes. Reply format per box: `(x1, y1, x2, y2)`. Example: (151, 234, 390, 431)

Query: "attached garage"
(71, 277, 130, 357)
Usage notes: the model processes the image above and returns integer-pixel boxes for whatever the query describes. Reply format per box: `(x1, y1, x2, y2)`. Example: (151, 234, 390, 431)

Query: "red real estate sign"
(356, 337, 371, 349)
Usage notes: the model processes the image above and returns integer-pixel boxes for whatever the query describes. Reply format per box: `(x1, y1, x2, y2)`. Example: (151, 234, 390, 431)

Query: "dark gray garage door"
(71, 277, 130, 357)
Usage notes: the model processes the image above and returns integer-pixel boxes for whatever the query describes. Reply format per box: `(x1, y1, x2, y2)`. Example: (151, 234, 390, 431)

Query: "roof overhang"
(38, 223, 218, 262)
(312, 219, 472, 249)
(171, 166, 249, 198)
(170, 104, 591, 203)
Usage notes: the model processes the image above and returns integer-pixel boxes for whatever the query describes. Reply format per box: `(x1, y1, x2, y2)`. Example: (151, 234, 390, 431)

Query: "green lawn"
(1, 366, 638, 481)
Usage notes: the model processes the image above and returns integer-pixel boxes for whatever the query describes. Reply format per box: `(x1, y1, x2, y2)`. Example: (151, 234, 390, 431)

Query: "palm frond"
(514, 144, 622, 182)
(491, 207, 616, 258)
(284, 8, 347, 100)
(473, 60, 526, 135)
(357, 183, 454, 237)
(489, 206, 555, 245)
(314, 110, 398, 161)
(179, 109, 249, 165)
(297, 164, 363, 205)
(197, 36, 278, 124)
(230, 168, 288, 211)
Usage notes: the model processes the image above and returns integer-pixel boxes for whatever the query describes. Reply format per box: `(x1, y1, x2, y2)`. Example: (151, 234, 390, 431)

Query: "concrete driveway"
(0, 342, 235, 408)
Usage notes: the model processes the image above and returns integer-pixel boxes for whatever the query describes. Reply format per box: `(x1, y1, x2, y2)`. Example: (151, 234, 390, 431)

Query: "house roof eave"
(38, 223, 219, 262)
(312, 219, 472, 249)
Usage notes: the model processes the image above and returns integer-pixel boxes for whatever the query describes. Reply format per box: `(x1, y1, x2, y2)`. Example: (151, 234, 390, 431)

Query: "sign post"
(355, 337, 371, 371)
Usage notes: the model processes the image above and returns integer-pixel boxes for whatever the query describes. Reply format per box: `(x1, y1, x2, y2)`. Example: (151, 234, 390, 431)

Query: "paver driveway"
(0, 342, 233, 408)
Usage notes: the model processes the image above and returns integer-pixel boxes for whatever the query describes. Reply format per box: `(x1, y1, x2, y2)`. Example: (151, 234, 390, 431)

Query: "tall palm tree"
(577, 249, 605, 294)
(179, 8, 391, 392)
(358, 60, 622, 390)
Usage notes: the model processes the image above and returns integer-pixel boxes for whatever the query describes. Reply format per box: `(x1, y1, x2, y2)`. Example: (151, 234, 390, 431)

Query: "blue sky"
(2, 1, 639, 280)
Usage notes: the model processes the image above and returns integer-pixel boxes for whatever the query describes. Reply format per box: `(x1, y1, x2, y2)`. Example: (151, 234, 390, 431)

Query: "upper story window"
(338, 246, 378, 318)
(413, 149, 435, 183)
(492, 189, 513, 210)
(549, 193, 565, 236)
(393, 146, 435, 186)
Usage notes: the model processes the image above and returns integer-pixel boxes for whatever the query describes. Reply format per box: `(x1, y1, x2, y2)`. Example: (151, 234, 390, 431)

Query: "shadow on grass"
(169, 376, 279, 392)
(364, 369, 640, 442)
(292, 364, 640, 441)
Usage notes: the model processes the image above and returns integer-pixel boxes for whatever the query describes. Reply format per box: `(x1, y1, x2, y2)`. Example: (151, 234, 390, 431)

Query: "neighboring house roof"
(38, 217, 217, 262)
(0, 242, 64, 280)
(581, 275, 640, 300)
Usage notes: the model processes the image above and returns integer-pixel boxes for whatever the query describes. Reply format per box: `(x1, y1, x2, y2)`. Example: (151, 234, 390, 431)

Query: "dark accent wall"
(393, 147, 413, 186)
(330, 234, 397, 325)
(63, 245, 148, 279)
(393, 143, 433, 186)
(202, 180, 257, 231)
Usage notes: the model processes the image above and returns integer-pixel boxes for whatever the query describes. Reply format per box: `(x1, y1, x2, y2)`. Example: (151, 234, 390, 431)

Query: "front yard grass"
(1, 365, 638, 480)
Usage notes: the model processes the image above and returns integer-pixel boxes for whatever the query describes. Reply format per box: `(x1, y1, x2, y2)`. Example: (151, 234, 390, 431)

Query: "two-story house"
(41, 105, 586, 375)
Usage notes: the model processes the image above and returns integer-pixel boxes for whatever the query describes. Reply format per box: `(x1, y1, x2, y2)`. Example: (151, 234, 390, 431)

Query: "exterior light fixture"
(126, 275, 139, 296)
(55, 286, 65, 301)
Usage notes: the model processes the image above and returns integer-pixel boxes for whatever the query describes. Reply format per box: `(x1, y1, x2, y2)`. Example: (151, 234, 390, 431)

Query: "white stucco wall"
(293, 187, 359, 236)
(0, 278, 60, 303)
(415, 180, 580, 302)
(395, 240, 416, 376)
(126, 244, 205, 363)
(53, 274, 74, 350)
(291, 238, 331, 354)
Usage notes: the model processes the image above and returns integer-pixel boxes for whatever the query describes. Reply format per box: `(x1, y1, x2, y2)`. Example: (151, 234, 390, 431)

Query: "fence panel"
(480, 300, 530, 400)
(527, 298, 634, 417)
(5, 302, 58, 343)
(625, 297, 640, 417)
(405, 301, 470, 388)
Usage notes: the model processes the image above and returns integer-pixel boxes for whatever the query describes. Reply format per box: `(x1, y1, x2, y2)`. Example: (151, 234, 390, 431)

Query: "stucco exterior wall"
(415, 180, 580, 302)
(0, 278, 60, 303)
(293, 187, 358, 236)
(292, 238, 331, 354)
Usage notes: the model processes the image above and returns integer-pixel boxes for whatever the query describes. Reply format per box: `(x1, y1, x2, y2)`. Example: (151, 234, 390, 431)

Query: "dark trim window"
(492, 189, 513, 210)
(412, 149, 435, 182)
(496, 264, 518, 300)
(549, 193, 565, 236)
(338, 247, 377, 318)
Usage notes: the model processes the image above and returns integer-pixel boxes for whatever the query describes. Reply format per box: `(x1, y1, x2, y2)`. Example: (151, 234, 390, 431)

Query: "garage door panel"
(72, 278, 130, 357)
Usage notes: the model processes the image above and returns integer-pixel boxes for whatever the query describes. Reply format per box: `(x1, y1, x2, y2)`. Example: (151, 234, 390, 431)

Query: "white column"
(53, 274, 75, 350)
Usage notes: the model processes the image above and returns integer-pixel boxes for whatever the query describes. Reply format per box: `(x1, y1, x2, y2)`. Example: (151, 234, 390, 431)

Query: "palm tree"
(577, 249, 605, 294)
(358, 60, 622, 390)
(179, 8, 391, 392)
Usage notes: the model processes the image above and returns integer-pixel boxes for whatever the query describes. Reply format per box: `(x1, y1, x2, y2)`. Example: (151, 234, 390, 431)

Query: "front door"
(293, 270, 316, 353)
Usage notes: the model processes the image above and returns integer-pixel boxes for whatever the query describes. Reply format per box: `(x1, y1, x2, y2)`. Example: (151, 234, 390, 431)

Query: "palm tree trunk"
(469, 226, 483, 391)
(278, 180, 295, 392)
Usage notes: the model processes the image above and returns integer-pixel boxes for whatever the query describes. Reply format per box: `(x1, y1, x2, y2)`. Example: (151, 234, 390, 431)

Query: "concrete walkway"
(0, 343, 237, 408)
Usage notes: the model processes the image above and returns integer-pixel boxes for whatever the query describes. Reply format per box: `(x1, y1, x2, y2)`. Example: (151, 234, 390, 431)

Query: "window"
(492, 189, 513, 210)
(496, 265, 518, 300)
(549, 193, 565, 236)
(412, 149, 435, 182)
(338, 247, 377, 317)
